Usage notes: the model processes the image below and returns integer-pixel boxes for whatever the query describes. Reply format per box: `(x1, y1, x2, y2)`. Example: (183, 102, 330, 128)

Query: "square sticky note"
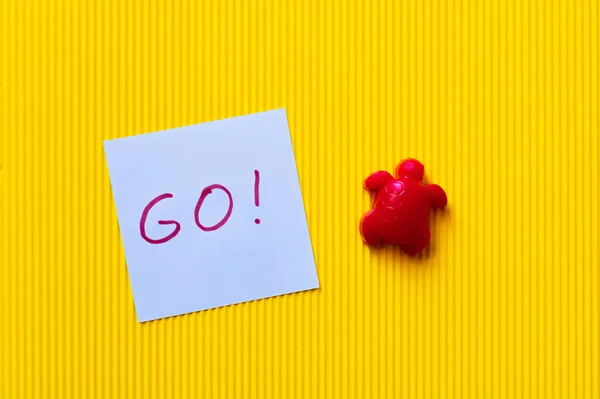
(103, 109, 320, 322)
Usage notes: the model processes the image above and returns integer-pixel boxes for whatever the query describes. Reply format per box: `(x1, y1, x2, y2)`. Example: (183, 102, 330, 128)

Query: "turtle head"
(396, 158, 425, 181)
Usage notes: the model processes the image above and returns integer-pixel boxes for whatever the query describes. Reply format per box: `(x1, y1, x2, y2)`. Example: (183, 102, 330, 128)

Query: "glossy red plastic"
(360, 158, 447, 256)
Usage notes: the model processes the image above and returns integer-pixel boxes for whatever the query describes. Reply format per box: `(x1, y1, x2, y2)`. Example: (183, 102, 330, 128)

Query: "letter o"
(139, 193, 181, 244)
(194, 184, 234, 231)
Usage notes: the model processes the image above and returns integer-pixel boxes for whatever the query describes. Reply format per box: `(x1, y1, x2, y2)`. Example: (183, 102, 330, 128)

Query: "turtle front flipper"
(426, 184, 447, 209)
(364, 171, 394, 192)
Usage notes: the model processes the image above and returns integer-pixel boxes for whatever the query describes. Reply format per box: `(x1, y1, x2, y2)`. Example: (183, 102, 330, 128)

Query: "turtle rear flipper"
(360, 210, 382, 246)
(400, 229, 431, 256)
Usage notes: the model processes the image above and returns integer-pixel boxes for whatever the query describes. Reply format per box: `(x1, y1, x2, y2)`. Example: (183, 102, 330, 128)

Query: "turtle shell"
(374, 179, 432, 243)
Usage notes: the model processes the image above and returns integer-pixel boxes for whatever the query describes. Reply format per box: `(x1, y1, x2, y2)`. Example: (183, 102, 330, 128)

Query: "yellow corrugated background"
(1, 0, 599, 397)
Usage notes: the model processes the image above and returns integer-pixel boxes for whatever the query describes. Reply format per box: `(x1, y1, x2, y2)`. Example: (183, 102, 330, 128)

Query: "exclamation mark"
(254, 170, 261, 224)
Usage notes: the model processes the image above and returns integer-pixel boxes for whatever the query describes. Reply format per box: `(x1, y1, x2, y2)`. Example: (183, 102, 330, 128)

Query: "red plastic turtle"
(360, 158, 447, 256)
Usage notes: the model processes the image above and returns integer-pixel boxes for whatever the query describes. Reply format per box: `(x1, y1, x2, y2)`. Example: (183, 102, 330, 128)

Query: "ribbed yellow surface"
(1, 0, 599, 397)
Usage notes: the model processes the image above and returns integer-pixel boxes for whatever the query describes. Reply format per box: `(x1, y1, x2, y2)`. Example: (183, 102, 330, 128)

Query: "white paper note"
(103, 109, 320, 322)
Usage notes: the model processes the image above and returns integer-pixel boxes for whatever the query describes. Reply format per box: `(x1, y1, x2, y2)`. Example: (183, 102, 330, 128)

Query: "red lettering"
(139, 193, 181, 244)
(194, 184, 234, 231)
(254, 170, 261, 224)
